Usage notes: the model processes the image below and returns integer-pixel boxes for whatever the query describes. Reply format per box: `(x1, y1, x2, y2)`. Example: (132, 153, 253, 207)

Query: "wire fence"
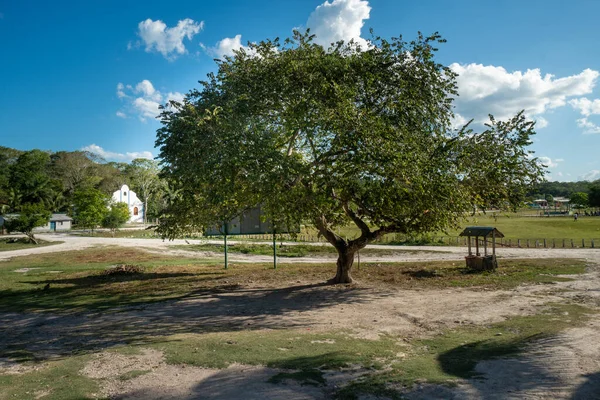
(203, 233, 600, 249)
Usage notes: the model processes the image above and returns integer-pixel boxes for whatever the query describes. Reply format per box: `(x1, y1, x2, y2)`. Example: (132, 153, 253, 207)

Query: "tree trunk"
(329, 248, 356, 284)
(26, 233, 38, 245)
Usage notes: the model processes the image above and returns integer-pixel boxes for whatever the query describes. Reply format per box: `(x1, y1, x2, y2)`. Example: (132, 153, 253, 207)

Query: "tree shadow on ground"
(23, 272, 210, 287)
(434, 334, 596, 398)
(113, 365, 327, 400)
(437, 334, 542, 378)
(572, 372, 600, 400)
(0, 281, 380, 362)
(402, 269, 442, 279)
(0, 272, 230, 313)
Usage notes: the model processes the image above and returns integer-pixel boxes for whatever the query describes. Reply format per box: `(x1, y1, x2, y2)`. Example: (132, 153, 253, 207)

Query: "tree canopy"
(72, 188, 108, 232)
(157, 30, 544, 283)
(102, 202, 130, 235)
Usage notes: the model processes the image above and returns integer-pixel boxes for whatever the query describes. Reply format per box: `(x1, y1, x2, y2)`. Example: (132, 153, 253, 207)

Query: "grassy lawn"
(0, 247, 587, 313)
(321, 214, 600, 244)
(0, 237, 62, 252)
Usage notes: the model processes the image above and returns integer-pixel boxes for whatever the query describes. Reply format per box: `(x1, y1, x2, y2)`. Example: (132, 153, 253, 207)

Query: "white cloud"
(166, 91, 185, 103)
(576, 117, 600, 134)
(201, 34, 258, 59)
(534, 116, 548, 129)
(450, 64, 599, 127)
(570, 97, 600, 134)
(212, 34, 244, 57)
(306, 0, 371, 48)
(537, 156, 562, 169)
(580, 169, 600, 181)
(81, 144, 153, 162)
(137, 18, 204, 59)
(132, 97, 161, 120)
(569, 97, 600, 116)
(116, 80, 184, 122)
(116, 83, 127, 98)
(135, 79, 159, 99)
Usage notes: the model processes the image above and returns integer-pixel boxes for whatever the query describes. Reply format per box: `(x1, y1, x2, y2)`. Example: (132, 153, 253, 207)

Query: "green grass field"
(0, 237, 62, 252)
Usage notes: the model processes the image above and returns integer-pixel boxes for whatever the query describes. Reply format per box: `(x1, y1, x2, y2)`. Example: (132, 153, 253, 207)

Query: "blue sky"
(1, 0, 599, 181)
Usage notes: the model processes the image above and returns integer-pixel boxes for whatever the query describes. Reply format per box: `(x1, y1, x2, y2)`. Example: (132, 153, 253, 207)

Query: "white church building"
(112, 184, 144, 223)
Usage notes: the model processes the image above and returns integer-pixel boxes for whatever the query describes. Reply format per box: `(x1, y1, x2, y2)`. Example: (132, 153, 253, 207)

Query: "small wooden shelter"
(459, 226, 504, 271)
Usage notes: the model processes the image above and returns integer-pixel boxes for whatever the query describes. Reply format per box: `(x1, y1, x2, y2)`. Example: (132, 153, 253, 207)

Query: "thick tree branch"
(313, 214, 345, 249)
(342, 201, 371, 236)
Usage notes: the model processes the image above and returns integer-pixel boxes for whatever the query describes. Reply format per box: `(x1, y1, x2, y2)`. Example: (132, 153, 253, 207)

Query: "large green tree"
(156, 31, 544, 283)
(569, 192, 588, 209)
(102, 202, 130, 235)
(72, 188, 108, 232)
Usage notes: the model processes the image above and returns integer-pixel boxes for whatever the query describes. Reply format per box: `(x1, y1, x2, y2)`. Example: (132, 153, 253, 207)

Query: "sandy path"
(1, 234, 600, 399)
(2, 232, 600, 264)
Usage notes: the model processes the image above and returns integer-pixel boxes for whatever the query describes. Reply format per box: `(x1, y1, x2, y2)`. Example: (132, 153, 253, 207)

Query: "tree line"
(0, 146, 171, 238)
(528, 180, 600, 208)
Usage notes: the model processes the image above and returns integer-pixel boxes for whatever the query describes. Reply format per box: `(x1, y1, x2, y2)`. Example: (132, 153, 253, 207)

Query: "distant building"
(46, 214, 73, 231)
(111, 184, 144, 223)
(0, 213, 72, 233)
(533, 197, 571, 211)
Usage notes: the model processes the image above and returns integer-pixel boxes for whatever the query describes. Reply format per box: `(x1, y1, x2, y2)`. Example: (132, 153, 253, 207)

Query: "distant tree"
(4, 203, 51, 244)
(569, 192, 588, 209)
(49, 151, 101, 197)
(9, 150, 57, 206)
(545, 194, 554, 204)
(589, 185, 600, 208)
(102, 202, 130, 235)
(72, 188, 108, 232)
(528, 181, 591, 198)
(127, 159, 161, 224)
(156, 30, 544, 283)
(0, 146, 23, 208)
(95, 162, 128, 195)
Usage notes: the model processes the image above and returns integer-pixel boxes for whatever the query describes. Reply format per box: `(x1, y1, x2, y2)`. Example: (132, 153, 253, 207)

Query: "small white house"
(111, 184, 144, 223)
(44, 214, 73, 231)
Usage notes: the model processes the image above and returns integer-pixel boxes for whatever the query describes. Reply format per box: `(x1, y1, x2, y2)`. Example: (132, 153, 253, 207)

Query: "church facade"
(111, 184, 144, 223)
